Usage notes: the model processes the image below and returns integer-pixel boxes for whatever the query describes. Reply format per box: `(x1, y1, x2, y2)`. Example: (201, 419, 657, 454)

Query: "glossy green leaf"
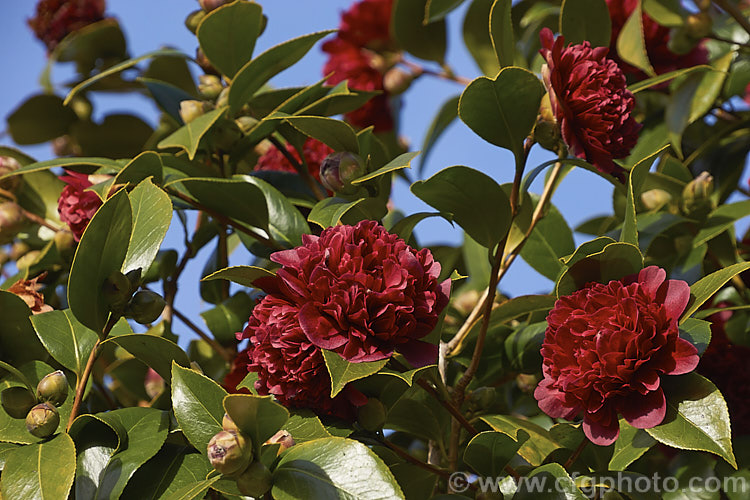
(463, 0, 501, 76)
(175, 177, 268, 231)
(643, 0, 684, 26)
(201, 265, 275, 288)
(122, 178, 172, 275)
(322, 350, 388, 398)
(30, 309, 98, 377)
(616, 1, 656, 77)
(106, 334, 190, 383)
(157, 107, 227, 160)
(559, 0, 611, 47)
(0, 433, 76, 499)
(609, 419, 656, 471)
(490, 0, 514, 68)
(171, 362, 227, 455)
(681, 262, 750, 322)
(514, 463, 587, 499)
(388, 212, 447, 243)
(353, 151, 418, 185)
(679, 318, 712, 356)
(162, 476, 221, 500)
(620, 146, 664, 245)
(693, 200, 750, 248)
(284, 411, 333, 443)
(284, 116, 360, 153)
(308, 197, 366, 229)
(223, 394, 289, 453)
(200, 293, 254, 345)
(556, 242, 643, 297)
(273, 437, 404, 500)
(68, 189, 133, 333)
(228, 31, 334, 113)
(121, 445, 213, 500)
(0, 157, 121, 180)
(504, 322, 546, 373)
(0, 292, 48, 365)
(425, 0, 465, 22)
(520, 203, 574, 281)
(411, 165, 511, 248)
(481, 415, 563, 466)
(378, 365, 435, 386)
(393, 0, 446, 63)
(464, 431, 528, 477)
(628, 65, 712, 93)
(114, 151, 164, 186)
(645, 373, 736, 468)
(458, 67, 544, 160)
(418, 95, 459, 175)
(197, 0, 263, 78)
(7, 94, 77, 145)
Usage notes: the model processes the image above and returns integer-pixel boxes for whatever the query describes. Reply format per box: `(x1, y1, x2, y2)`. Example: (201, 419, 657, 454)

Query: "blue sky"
(0, 0, 650, 340)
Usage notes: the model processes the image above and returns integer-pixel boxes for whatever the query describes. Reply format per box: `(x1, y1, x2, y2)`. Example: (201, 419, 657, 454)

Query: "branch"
(713, 0, 750, 38)
(377, 437, 460, 484)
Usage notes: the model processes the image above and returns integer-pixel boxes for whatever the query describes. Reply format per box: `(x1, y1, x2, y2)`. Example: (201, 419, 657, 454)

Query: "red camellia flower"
(539, 28, 641, 181)
(238, 295, 366, 419)
(254, 137, 333, 184)
(57, 170, 103, 241)
(338, 0, 394, 51)
(223, 348, 251, 394)
(606, 0, 708, 82)
(535, 266, 699, 445)
(29, 0, 106, 52)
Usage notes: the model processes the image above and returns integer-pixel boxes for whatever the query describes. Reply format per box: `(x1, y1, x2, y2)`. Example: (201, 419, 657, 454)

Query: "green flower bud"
(103, 271, 133, 313)
(0, 156, 22, 195)
(1, 387, 37, 419)
(53, 230, 76, 259)
(207, 430, 253, 476)
(516, 373, 539, 394)
(236, 461, 272, 498)
(235, 116, 258, 134)
(196, 48, 219, 76)
(685, 12, 712, 39)
(198, 75, 224, 99)
(533, 94, 563, 153)
(222, 413, 240, 433)
(36, 371, 68, 407)
(184, 9, 205, 34)
(144, 369, 164, 400)
(264, 429, 295, 453)
(681, 171, 715, 218)
(26, 402, 59, 438)
(179, 100, 210, 124)
(383, 68, 417, 95)
(9, 241, 30, 260)
(0, 202, 25, 244)
(216, 87, 230, 108)
(640, 189, 672, 212)
(468, 387, 496, 410)
(319, 152, 366, 194)
(125, 290, 166, 324)
(357, 398, 387, 432)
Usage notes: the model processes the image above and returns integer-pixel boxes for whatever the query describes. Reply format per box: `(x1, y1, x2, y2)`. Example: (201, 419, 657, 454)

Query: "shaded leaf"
(197, 0, 263, 78)
(559, 0, 611, 47)
(393, 0, 447, 63)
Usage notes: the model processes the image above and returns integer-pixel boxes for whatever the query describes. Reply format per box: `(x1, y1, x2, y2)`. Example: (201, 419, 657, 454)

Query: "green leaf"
(411, 165, 511, 248)
(223, 394, 289, 453)
(68, 189, 133, 333)
(458, 67, 544, 161)
(418, 95, 459, 176)
(681, 262, 750, 322)
(463, 0, 501, 76)
(425, 0, 465, 22)
(284, 411, 333, 443)
(64, 48, 187, 105)
(504, 322, 547, 373)
(620, 146, 664, 245)
(157, 107, 227, 160)
(7, 94, 77, 145)
(228, 31, 334, 113)
(379, 365, 435, 386)
(197, 0, 263, 78)
(200, 293, 254, 345)
(162, 476, 221, 500)
(464, 431, 528, 477)
(643, 0, 684, 26)
(628, 65, 712, 93)
(393, 0, 447, 64)
(693, 200, 750, 248)
(0, 433, 76, 499)
(171, 362, 227, 455)
(609, 419, 656, 471)
(0, 157, 122, 180)
(490, 0, 515, 68)
(481, 415, 563, 466)
(273, 437, 404, 500)
(322, 351, 388, 398)
(30, 309, 98, 378)
(175, 177, 268, 231)
(645, 373, 736, 468)
(520, 203, 574, 281)
(388, 212, 448, 243)
(284, 116, 360, 153)
(616, 1, 656, 77)
(353, 152, 418, 185)
(559, 0, 611, 47)
(236, 175, 309, 247)
(114, 151, 164, 186)
(121, 445, 214, 500)
(514, 463, 587, 499)
(308, 197, 366, 229)
(0, 292, 48, 365)
(122, 178, 172, 275)
(555, 242, 643, 297)
(201, 265, 275, 288)
(679, 317, 711, 356)
(139, 78, 196, 124)
(106, 334, 190, 383)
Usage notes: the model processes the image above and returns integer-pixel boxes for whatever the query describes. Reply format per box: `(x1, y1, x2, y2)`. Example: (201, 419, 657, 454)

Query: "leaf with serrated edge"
(322, 350, 387, 397)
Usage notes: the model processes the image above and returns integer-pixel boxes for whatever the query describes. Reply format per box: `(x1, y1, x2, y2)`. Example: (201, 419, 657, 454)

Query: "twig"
(172, 307, 234, 363)
(268, 136, 326, 201)
(713, 0, 750, 38)
(706, 34, 750, 49)
(217, 224, 230, 300)
(20, 206, 63, 233)
(564, 439, 588, 470)
(398, 58, 472, 86)
(378, 437, 460, 484)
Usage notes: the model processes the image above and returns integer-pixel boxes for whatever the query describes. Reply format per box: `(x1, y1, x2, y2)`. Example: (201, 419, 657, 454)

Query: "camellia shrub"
(2, 0, 750, 498)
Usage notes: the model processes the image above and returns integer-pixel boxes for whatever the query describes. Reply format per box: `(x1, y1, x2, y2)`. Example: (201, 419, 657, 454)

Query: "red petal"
(655, 279, 691, 320)
(621, 388, 666, 429)
(582, 413, 620, 445)
(637, 266, 666, 296)
(666, 338, 699, 375)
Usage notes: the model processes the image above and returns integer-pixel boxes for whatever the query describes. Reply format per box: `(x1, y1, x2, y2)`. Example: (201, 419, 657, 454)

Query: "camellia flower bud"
(0, 156, 22, 195)
(199, 0, 232, 12)
(1, 387, 37, 419)
(207, 430, 253, 476)
(681, 171, 715, 218)
(356, 398, 386, 432)
(198, 75, 224, 99)
(196, 48, 219, 75)
(222, 413, 240, 434)
(319, 152, 365, 193)
(26, 402, 60, 438)
(125, 290, 166, 325)
(144, 368, 164, 400)
(383, 68, 416, 95)
(236, 461, 273, 498)
(36, 371, 68, 407)
(184, 9, 206, 34)
(103, 271, 133, 313)
(685, 12, 713, 39)
(641, 189, 673, 212)
(264, 429, 296, 452)
(468, 387, 496, 410)
(179, 100, 210, 124)
(0, 202, 25, 244)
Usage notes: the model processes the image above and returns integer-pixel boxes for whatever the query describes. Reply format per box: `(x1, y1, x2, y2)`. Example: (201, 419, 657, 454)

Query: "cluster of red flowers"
(57, 170, 103, 241)
(322, 0, 395, 131)
(535, 267, 699, 445)
(234, 220, 450, 419)
(539, 28, 641, 180)
(254, 137, 333, 184)
(29, 0, 106, 52)
(606, 0, 708, 81)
